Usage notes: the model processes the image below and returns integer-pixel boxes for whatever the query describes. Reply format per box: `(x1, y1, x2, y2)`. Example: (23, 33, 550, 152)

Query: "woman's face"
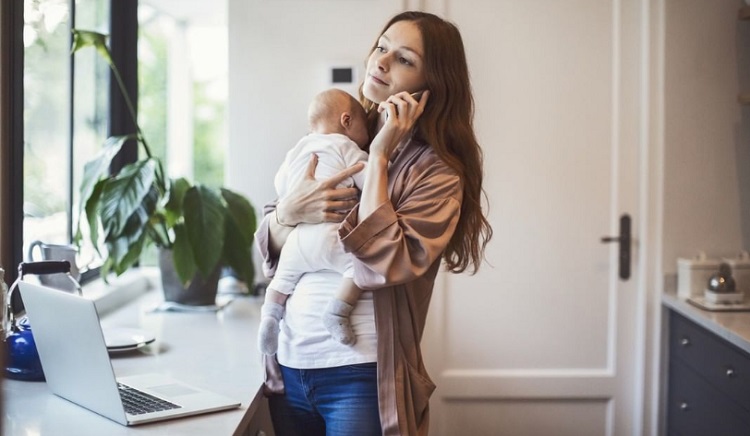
(363, 20, 427, 104)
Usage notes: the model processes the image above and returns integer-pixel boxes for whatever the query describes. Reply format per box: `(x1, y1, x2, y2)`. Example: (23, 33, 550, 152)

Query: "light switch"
(331, 67, 354, 84)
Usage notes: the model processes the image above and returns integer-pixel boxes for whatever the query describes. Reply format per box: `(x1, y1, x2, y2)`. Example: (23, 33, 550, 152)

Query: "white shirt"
(274, 132, 376, 368)
(276, 271, 377, 368)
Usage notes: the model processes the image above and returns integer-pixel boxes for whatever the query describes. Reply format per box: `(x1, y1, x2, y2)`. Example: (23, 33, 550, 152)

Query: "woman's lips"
(369, 74, 387, 86)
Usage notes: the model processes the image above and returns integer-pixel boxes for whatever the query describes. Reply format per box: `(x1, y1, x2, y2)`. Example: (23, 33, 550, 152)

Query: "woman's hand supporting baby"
(269, 154, 364, 256)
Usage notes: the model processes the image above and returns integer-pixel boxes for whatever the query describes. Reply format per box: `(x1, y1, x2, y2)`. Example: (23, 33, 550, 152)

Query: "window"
(14, 0, 228, 282)
(137, 0, 228, 266)
(23, 0, 110, 277)
(138, 0, 227, 186)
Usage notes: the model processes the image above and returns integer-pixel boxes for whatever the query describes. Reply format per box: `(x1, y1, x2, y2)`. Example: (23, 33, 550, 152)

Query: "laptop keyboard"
(118, 383, 182, 416)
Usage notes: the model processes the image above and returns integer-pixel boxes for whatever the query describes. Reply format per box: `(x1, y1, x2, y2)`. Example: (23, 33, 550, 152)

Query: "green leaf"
(107, 229, 148, 276)
(172, 224, 197, 285)
(148, 213, 172, 248)
(220, 188, 256, 285)
(183, 185, 225, 277)
(126, 183, 161, 234)
(76, 135, 134, 247)
(104, 183, 160, 272)
(84, 179, 106, 256)
(99, 160, 157, 238)
(164, 177, 191, 227)
(223, 216, 254, 285)
(100, 257, 113, 283)
(71, 29, 113, 66)
(220, 188, 256, 243)
(79, 135, 134, 208)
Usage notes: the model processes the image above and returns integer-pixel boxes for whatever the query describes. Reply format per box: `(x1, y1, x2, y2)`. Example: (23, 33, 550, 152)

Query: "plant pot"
(158, 249, 221, 306)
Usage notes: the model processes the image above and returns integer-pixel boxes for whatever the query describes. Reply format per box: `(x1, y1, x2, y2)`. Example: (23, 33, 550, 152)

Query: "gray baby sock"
(258, 302, 285, 355)
(323, 299, 356, 345)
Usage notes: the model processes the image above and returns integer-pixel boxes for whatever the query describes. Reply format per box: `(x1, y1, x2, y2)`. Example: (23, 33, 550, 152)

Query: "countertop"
(2, 276, 266, 435)
(662, 291, 750, 355)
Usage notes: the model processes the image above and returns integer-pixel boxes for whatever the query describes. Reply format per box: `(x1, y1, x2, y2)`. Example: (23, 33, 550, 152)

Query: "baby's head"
(308, 89, 369, 149)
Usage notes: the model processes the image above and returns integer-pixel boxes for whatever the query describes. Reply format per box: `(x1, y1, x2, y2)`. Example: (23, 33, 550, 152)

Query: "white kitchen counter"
(662, 291, 750, 355)
(2, 273, 268, 436)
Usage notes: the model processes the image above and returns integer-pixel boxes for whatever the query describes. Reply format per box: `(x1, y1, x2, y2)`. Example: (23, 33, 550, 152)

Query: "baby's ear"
(340, 112, 352, 129)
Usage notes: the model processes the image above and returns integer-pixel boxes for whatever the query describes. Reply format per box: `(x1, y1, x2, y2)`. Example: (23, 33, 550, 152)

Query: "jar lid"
(678, 252, 721, 269)
(721, 251, 750, 268)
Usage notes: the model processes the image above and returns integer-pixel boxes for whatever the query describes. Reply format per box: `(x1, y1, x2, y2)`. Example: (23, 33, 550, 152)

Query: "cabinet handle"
(726, 367, 735, 378)
(680, 337, 690, 347)
(680, 402, 689, 411)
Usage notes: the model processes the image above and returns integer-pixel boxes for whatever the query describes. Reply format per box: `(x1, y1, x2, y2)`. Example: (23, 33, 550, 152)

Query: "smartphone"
(385, 90, 427, 119)
(410, 90, 425, 101)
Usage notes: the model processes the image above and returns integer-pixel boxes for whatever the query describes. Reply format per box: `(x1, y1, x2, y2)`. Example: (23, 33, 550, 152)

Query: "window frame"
(2, 0, 24, 284)
(3, 0, 139, 285)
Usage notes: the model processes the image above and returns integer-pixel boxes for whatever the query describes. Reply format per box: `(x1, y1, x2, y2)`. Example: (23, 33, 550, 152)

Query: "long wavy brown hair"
(359, 11, 493, 274)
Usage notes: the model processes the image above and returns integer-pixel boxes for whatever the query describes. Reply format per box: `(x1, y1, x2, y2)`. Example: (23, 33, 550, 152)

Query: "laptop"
(18, 281, 241, 426)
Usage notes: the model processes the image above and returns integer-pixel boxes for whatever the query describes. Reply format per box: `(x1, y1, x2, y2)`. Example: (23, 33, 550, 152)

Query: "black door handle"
(600, 214, 631, 280)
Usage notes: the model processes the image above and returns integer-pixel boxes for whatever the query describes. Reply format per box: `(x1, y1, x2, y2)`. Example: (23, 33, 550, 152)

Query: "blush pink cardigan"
(255, 138, 462, 436)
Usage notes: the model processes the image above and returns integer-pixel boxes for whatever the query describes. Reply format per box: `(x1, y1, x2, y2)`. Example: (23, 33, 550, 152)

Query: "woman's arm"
(256, 154, 364, 274)
(339, 157, 462, 290)
(359, 91, 429, 220)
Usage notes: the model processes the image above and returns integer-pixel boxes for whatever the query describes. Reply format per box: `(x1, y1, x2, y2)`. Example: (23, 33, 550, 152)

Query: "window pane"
(23, 0, 109, 272)
(23, 0, 72, 253)
(72, 0, 109, 269)
(138, 1, 227, 186)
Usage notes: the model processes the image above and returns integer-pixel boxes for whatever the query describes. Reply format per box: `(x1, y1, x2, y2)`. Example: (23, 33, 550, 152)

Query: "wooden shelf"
(740, 6, 750, 21)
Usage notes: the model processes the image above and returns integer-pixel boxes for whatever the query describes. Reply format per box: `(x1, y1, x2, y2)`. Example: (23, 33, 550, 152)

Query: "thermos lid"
(707, 263, 737, 293)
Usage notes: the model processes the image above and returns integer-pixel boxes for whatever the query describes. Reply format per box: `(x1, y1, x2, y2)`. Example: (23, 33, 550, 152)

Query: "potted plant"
(72, 30, 255, 305)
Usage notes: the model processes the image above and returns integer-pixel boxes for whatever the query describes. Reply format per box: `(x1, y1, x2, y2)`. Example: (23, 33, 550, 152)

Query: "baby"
(258, 88, 369, 355)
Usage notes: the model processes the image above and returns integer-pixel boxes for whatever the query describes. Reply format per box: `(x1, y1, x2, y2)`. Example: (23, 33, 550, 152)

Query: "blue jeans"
(269, 363, 382, 436)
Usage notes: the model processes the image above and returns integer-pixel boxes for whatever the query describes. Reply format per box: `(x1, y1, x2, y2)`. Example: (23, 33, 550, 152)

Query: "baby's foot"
(323, 299, 356, 345)
(258, 317, 280, 355)
(258, 302, 284, 355)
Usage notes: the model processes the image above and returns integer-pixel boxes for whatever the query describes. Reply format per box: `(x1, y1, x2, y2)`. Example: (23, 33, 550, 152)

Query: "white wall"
(226, 0, 403, 216)
(661, 0, 750, 272)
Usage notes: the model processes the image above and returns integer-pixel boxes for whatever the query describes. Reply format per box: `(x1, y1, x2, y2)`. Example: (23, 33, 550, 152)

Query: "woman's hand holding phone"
(371, 90, 429, 160)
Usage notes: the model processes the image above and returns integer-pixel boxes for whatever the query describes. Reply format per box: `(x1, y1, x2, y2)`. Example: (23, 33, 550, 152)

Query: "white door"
(423, 1, 646, 435)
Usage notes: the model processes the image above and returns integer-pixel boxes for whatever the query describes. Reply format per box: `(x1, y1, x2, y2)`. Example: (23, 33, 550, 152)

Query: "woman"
(255, 11, 492, 436)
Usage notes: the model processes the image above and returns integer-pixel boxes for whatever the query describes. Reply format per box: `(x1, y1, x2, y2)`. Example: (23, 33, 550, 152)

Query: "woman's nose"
(375, 54, 389, 72)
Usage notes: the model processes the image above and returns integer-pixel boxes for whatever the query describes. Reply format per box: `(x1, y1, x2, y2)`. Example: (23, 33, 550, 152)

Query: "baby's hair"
(308, 89, 364, 133)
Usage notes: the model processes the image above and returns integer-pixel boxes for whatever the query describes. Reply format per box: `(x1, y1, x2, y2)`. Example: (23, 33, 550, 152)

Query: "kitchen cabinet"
(667, 310, 750, 435)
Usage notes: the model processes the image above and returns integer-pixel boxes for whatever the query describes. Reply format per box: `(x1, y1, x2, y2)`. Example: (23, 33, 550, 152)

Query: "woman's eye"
(376, 46, 386, 53)
(399, 57, 412, 66)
